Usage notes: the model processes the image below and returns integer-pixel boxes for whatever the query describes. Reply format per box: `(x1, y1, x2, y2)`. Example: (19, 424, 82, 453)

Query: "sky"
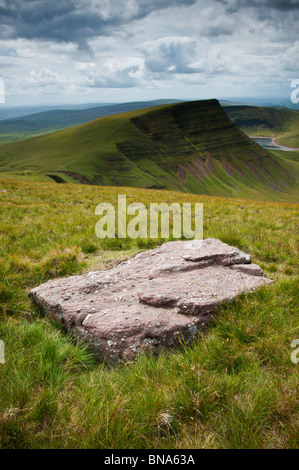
(0, 0, 298, 106)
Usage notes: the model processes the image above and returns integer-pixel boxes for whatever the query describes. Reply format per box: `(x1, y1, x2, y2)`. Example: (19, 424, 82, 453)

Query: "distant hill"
(0, 102, 117, 120)
(224, 105, 299, 149)
(0, 99, 297, 201)
(0, 99, 182, 144)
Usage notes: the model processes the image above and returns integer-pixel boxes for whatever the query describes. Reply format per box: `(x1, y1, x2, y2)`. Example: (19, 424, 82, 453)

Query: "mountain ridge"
(0, 99, 183, 144)
(0, 99, 297, 202)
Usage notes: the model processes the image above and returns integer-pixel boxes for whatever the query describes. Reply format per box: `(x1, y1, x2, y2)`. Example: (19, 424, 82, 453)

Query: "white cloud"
(0, 0, 298, 103)
(141, 37, 198, 74)
(77, 57, 144, 88)
(280, 41, 299, 72)
(30, 68, 61, 87)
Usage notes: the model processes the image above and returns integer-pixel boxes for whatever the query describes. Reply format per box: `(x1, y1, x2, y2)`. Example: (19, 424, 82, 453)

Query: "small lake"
(252, 137, 292, 151)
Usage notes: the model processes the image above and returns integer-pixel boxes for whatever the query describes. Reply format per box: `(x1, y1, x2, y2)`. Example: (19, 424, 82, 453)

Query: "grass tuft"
(0, 179, 298, 449)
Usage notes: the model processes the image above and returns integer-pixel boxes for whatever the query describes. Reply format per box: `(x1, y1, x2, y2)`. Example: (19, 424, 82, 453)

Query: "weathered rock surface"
(29, 239, 273, 363)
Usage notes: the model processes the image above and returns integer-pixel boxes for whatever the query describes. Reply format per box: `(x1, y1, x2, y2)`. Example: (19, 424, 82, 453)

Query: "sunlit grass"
(0, 178, 298, 449)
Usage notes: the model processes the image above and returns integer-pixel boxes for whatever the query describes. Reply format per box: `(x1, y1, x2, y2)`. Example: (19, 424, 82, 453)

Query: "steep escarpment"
(0, 99, 296, 200)
(116, 100, 295, 196)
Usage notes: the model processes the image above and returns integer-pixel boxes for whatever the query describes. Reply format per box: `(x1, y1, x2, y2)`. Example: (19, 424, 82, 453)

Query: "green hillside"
(0, 99, 297, 201)
(0, 99, 181, 145)
(224, 105, 299, 149)
(0, 178, 298, 449)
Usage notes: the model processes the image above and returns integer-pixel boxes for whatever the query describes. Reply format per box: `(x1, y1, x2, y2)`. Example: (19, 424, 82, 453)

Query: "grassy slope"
(225, 105, 299, 148)
(272, 150, 299, 179)
(0, 100, 182, 145)
(0, 179, 298, 449)
(0, 100, 297, 202)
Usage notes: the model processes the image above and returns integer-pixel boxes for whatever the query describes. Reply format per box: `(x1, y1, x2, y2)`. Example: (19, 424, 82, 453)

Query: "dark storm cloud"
(217, 0, 299, 11)
(1, 0, 297, 49)
(215, 0, 299, 40)
(258, 0, 299, 9)
(0, 0, 197, 49)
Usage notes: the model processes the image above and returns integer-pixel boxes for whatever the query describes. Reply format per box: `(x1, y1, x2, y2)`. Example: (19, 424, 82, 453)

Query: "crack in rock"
(29, 239, 273, 364)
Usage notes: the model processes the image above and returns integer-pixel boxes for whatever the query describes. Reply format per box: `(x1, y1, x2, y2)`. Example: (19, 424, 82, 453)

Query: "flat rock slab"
(29, 239, 273, 363)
